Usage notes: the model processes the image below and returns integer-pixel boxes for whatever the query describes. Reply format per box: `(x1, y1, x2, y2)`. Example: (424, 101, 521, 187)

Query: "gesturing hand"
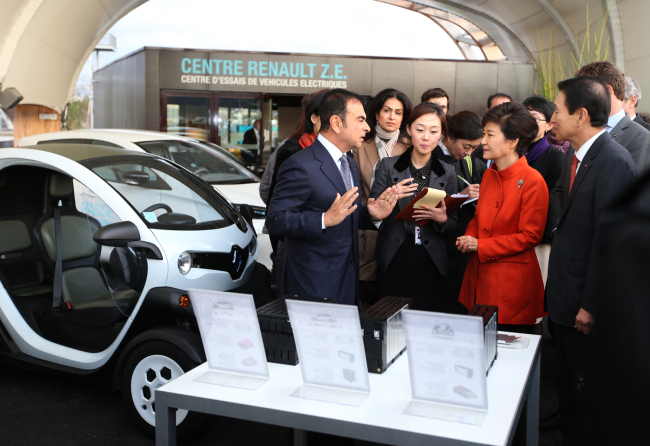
(460, 184, 480, 200)
(456, 235, 478, 253)
(394, 178, 418, 200)
(324, 187, 359, 228)
(574, 308, 595, 335)
(368, 186, 399, 221)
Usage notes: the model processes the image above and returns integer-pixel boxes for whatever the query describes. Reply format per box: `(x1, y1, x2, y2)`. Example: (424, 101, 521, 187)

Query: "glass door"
(165, 95, 211, 141)
(217, 96, 262, 150)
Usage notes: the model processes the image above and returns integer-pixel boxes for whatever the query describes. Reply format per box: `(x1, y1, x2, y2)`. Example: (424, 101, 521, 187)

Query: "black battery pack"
(360, 296, 412, 374)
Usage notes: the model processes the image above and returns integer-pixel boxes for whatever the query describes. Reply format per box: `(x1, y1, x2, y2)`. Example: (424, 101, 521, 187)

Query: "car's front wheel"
(122, 340, 208, 441)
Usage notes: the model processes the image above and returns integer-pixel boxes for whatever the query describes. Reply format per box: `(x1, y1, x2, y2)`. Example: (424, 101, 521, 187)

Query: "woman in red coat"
(457, 102, 549, 333)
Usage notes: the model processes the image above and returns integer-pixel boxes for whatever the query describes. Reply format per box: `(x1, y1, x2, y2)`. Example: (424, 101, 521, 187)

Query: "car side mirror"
(237, 203, 255, 229)
(93, 221, 140, 247)
(93, 221, 163, 260)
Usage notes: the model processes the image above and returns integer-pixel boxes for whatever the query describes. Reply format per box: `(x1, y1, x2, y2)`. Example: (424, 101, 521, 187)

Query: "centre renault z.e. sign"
(159, 50, 372, 95)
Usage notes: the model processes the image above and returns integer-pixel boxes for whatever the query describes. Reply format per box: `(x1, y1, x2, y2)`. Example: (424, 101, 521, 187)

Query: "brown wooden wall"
(13, 104, 60, 146)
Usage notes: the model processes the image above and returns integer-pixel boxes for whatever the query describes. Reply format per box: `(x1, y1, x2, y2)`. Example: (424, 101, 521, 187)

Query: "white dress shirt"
(574, 129, 606, 174)
(606, 109, 625, 133)
(318, 134, 355, 229)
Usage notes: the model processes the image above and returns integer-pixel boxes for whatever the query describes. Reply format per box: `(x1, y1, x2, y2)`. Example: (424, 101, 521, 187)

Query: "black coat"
(433, 146, 487, 257)
(580, 167, 650, 445)
(527, 143, 564, 243)
(634, 113, 650, 132)
(370, 148, 458, 275)
(242, 128, 258, 145)
(546, 132, 637, 326)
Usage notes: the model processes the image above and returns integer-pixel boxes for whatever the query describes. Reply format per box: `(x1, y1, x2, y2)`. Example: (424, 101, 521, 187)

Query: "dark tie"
(569, 155, 579, 194)
(339, 154, 352, 191)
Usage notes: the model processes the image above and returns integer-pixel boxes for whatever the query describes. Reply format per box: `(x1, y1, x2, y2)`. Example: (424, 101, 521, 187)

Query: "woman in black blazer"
(370, 103, 458, 311)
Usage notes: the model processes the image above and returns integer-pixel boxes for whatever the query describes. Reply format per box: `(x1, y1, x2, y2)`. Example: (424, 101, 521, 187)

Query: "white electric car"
(0, 144, 269, 439)
(19, 129, 272, 269)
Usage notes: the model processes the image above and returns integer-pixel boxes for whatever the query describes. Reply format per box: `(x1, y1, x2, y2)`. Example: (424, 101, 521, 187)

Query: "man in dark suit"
(547, 76, 637, 445)
(242, 119, 260, 145)
(266, 89, 399, 305)
(622, 75, 650, 132)
(575, 61, 650, 171)
(578, 169, 650, 445)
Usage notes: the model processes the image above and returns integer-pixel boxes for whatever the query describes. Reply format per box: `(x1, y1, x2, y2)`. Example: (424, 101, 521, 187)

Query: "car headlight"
(178, 251, 192, 275)
(248, 236, 257, 256)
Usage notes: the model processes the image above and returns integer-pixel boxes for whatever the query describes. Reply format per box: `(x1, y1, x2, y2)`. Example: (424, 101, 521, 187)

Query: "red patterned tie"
(569, 155, 579, 194)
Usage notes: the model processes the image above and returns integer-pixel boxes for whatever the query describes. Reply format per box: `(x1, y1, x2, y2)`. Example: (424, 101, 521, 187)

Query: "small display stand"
(257, 294, 336, 365)
(188, 289, 269, 390)
(402, 310, 488, 425)
(286, 299, 370, 407)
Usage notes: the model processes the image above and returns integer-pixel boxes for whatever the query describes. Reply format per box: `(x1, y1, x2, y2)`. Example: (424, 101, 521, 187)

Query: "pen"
(457, 175, 471, 186)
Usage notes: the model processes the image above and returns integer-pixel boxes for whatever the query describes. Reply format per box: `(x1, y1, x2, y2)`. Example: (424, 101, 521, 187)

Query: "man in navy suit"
(267, 89, 399, 304)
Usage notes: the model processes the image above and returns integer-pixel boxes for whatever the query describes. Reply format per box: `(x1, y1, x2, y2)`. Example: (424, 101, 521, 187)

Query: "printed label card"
(189, 289, 269, 390)
(286, 300, 369, 406)
(402, 310, 488, 425)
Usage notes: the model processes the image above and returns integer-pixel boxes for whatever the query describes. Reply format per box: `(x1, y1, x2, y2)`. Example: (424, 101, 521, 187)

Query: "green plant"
(529, 4, 611, 100)
(67, 90, 90, 130)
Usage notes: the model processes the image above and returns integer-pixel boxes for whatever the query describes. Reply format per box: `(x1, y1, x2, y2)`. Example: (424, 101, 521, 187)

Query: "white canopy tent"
(0, 0, 646, 113)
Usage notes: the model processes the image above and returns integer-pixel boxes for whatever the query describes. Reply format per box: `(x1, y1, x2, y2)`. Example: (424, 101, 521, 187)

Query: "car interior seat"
(0, 169, 53, 298)
(36, 172, 122, 310)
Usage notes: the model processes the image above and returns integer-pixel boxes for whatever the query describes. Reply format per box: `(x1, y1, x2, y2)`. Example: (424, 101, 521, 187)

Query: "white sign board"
(189, 289, 269, 390)
(402, 310, 488, 424)
(286, 300, 369, 406)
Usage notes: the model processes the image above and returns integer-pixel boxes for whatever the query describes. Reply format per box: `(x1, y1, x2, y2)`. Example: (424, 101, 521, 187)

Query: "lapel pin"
(517, 179, 524, 189)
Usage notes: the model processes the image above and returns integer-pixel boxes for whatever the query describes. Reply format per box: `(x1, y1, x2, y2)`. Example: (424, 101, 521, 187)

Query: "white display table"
(155, 333, 540, 446)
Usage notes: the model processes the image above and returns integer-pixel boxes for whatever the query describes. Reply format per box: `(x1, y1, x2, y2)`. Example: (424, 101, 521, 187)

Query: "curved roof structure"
(0, 0, 647, 111)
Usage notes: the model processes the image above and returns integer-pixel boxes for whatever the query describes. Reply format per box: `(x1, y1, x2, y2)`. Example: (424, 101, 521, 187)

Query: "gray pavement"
(0, 322, 561, 446)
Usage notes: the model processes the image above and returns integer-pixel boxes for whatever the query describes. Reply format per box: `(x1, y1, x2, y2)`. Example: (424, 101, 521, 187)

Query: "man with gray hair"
(623, 76, 650, 131)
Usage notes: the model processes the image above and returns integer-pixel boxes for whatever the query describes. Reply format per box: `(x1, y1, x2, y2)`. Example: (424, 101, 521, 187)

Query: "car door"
(0, 149, 167, 371)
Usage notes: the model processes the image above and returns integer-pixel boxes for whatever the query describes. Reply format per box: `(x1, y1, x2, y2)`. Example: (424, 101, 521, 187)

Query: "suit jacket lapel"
(313, 139, 346, 195)
(611, 114, 630, 140)
(560, 133, 606, 219)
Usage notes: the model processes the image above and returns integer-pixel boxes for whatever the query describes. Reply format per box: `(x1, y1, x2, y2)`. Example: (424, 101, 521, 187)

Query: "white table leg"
(155, 391, 177, 446)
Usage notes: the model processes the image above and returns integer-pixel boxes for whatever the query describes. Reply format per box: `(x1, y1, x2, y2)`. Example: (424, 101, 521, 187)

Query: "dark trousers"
(551, 319, 590, 446)
(376, 238, 452, 313)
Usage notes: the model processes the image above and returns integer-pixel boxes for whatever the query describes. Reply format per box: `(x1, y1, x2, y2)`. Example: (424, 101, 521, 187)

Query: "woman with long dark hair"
(457, 102, 549, 333)
(370, 102, 458, 311)
(433, 111, 486, 307)
(353, 88, 412, 306)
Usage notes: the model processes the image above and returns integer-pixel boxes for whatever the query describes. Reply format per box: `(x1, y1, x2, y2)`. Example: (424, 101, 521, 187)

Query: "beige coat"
(352, 138, 408, 281)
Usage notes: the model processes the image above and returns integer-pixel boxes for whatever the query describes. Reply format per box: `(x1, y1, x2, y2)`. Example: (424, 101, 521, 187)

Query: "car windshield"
(83, 156, 240, 231)
(135, 140, 258, 185)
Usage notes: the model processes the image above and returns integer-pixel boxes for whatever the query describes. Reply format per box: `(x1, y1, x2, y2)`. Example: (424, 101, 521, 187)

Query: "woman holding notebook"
(457, 102, 549, 333)
(370, 102, 458, 311)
